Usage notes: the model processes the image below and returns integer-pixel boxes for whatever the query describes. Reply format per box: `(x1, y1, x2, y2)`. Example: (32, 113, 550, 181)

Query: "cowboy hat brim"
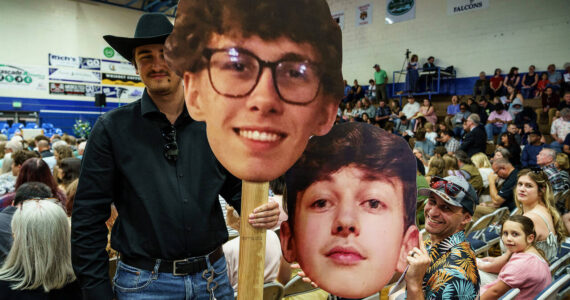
(103, 34, 169, 62)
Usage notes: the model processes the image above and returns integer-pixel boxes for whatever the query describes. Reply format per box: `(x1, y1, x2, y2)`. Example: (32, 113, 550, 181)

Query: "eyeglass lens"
(207, 48, 320, 104)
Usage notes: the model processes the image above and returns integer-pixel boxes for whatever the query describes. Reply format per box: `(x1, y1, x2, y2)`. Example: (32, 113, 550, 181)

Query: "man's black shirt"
(71, 90, 242, 300)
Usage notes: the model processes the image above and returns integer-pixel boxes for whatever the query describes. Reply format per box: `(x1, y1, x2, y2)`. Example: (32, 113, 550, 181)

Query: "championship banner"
(356, 4, 372, 27)
(102, 85, 144, 99)
(101, 59, 137, 76)
(385, 0, 415, 24)
(0, 64, 48, 91)
(48, 54, 101, 70)
(101, 73, 143, 87)
(49, 82, 102, 96)
(49, 68, 101, 84)
(447, 0, 489, 15)
(332, 11, 345, 30)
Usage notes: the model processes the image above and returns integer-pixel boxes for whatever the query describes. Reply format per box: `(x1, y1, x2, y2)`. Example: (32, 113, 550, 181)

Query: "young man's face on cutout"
(183, 34, 338, 182)
(280, 166, 415, 298)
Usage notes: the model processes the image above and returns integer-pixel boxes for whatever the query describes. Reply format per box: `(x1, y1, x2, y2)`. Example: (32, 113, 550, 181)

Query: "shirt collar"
(140, 89, 193, 126)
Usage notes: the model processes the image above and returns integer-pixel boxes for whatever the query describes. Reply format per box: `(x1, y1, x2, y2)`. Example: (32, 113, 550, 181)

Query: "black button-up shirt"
(71, 90, 241, 300)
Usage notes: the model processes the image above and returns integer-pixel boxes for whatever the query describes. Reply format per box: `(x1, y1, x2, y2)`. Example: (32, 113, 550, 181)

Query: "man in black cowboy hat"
(71, 13, 279, 300)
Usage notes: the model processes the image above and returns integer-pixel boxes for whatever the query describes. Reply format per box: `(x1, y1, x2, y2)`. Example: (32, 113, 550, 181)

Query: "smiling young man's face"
(280, 166, 415, 298)
(183, 34, 338, 181)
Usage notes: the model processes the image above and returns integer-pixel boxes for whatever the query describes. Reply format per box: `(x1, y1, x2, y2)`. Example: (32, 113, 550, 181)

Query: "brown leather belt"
(121, 246, 224, 276)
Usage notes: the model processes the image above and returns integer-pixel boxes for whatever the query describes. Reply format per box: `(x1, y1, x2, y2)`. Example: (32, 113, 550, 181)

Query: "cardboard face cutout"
(164, 0, 343, 182)
(280, 123, 419, 298)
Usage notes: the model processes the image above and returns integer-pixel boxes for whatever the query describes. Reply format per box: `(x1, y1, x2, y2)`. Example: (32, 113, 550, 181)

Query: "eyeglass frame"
(202, 47, 322, 105)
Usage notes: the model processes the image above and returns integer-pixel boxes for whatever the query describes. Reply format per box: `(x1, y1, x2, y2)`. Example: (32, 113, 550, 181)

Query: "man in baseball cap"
(404, 176, 480, 300)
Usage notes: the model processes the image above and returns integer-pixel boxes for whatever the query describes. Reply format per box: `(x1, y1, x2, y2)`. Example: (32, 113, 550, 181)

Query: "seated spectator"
(563, 63, 570, 96)
(504, 85, 517, 107)
(342, 101, 356, 120)
(506, 124, 522, 145)
(0, 158, 66, 210)
(395, 116, 414, 138)
(456, 150, 484, 195)
(467, 97, 479, 115)
(443, 154, 462, 178)
(1, 139, 23, 175)
(479, 215, 551, 300)
(521, 121, 539, 146)
(444, 95, 460, 129)
(452, 102, 471, 138)
(521, 65, 539, 99)
(537, 148, 570, 195)
(0, 182, 53, 263)
(512, 98, 537, 129)
(400, 96, 421, 120)
(366, 79, 377, 102)
(413, 128, 435, 157)
(413, 148, 429, 172)
(550, 108, 570, 153)
(503, 67, 520, 90)
(0, 150, 39, 196)
(477, 97, 495, 124)
(361, 98, 376, 120)
(492, 147, 511, 164)
(497, 132, 521, 167)
(342, 79, 353, 103)
(489, 68, 504, 98)
(485, 103, 512, 144)
(420, 56, 437, 91)
(460, 114, 487, 157)
(352, 99, 365, 118)
(521, 130, 545, 168)
(389, 99, 401, 118)
(56, 158, 81, 191)
(424, 122, 438, 144)
(556, 91, 570, 116)
(473, 158, 518, 220)
(0, 199, 80, 299)
(352, 79, 364, 100)
(374, 99, 391, 128)
(473, 71, 489, 98)
(77, 141, 87, 159)
(536, 72, 549, 98)
(419, 99, 437, 125)
(471, 152, 494, 192)
(564, 133, 570, 156)
(425, 156, 445, 183)
(546, 63, 562, 92)
(537, 87, 560, 128)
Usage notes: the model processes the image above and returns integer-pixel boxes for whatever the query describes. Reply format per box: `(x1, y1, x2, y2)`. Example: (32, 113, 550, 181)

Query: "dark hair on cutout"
(165, 0, 343, 100)
(284, 123, 417, 234)
(502, 215, 546, 261)
(13, 182, 53, 206)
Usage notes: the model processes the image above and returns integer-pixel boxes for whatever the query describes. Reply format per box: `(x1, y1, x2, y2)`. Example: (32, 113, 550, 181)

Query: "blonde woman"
(443, 154, 462, 178)
(472, 152, 494, 188)
(0, 200, 80, 298)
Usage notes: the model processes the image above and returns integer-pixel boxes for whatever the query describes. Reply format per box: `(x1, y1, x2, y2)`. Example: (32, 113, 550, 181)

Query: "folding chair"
(535, 273, 570, 300)
(498, 288, 519, 300)
(263, 282, 284, 300)
(283, 275, 319, 297)
(550, 252, 570, 276)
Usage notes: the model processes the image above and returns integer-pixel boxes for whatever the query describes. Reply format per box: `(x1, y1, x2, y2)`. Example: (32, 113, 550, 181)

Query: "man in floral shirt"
(405, 176, 480, 300)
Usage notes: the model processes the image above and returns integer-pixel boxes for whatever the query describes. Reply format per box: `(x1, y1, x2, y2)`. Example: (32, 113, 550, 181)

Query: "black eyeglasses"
(202, 47, 321, 105)
(161, 125, 178, 162)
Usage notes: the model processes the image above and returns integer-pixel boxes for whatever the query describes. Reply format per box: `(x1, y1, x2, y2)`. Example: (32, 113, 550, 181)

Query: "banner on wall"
(49, 82, 102, 96)
(49, 68, 101, 84)
(0, 64, 48, 91)
(447, 0, 489, 15)
(332, 11, 345, 30)
(101, 73, 143, 87)
(101, 59, 137, 76)
(102, 85, 144, 99)
(385, 0, 415, 24)
(355, 4, 372, 27)
(48, 54, 101, 70)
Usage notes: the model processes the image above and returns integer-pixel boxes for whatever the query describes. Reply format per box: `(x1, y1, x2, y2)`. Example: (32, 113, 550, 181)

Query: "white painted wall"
(0, 0, 147, 101)
(326, 0, 570, 84)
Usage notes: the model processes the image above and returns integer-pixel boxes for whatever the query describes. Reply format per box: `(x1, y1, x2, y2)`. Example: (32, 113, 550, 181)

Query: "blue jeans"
(485, 123, 507, 141)
(113, 256, 234, 300)
(521, 86, 535, 99)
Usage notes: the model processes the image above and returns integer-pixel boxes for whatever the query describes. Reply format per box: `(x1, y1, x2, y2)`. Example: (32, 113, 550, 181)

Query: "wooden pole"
(237, 181, 268, 300)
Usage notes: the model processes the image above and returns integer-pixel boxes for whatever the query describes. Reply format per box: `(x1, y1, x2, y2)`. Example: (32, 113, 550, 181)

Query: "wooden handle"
(237, 181, 268, 300)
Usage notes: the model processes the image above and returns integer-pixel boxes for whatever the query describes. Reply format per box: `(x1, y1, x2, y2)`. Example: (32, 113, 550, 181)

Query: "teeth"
(239, 130, 280, 142)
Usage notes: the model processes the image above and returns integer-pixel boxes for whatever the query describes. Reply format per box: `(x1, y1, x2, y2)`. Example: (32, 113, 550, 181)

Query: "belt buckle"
(173, 258, 189, 276)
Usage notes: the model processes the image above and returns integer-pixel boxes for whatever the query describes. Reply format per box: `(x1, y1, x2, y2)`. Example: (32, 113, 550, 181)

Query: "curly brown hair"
(164, 0, 343, 100)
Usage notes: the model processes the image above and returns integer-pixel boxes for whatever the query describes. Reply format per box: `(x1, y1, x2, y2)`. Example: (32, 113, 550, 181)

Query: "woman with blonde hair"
(472, 153, 493, 187)
(442, 154, 462, 177)
(425, 156, 445, 182)
(0, 200, 80, 298)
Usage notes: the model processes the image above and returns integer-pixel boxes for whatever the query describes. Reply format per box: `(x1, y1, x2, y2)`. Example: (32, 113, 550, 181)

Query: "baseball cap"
(419, 176, 478, 215)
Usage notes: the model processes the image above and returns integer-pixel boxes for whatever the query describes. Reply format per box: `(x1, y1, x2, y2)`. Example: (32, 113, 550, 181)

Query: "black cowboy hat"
(103, 13, 173, 62)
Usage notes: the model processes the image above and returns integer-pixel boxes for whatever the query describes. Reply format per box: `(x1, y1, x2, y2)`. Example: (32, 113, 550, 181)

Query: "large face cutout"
(280, 123, 418, 298)
(183, 35, 338, 181)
